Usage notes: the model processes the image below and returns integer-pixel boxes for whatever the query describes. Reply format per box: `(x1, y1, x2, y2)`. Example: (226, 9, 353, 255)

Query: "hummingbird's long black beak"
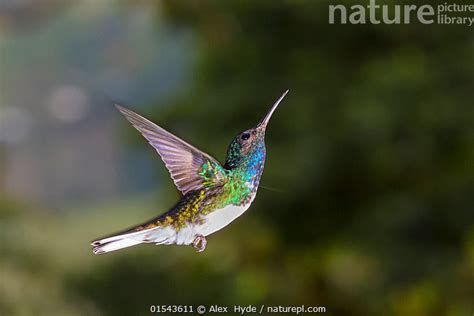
(258, 90, 289, 130)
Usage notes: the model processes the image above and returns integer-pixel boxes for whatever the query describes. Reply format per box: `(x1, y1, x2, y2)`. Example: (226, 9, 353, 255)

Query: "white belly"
(196, 203, 251, 237)
(146, 204, 252, 246)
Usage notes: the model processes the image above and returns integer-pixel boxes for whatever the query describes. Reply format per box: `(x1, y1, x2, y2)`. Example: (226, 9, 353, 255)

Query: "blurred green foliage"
(1, 1, 473, 316)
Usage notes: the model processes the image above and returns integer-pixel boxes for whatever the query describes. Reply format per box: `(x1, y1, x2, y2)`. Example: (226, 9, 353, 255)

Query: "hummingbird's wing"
(116, 105, 226, 195)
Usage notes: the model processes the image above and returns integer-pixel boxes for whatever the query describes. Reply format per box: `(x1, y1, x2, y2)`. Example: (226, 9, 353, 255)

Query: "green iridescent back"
(134, 128, 267, 232)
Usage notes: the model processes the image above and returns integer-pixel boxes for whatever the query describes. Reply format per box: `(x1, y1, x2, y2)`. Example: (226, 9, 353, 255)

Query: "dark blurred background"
(1, 1, 473, 315)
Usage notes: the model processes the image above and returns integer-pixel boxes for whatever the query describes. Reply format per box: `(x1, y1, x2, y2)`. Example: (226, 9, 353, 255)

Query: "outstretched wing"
(116, 105, 226, 195)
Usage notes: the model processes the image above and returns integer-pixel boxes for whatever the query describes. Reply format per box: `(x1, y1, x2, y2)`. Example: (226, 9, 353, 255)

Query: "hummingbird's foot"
(192, 235, 207, 253)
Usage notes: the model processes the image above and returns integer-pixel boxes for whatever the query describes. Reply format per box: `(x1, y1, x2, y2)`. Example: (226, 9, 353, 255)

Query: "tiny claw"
(192, 235, 207, 253)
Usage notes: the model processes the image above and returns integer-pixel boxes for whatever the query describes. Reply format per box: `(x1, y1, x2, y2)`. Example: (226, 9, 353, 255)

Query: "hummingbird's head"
(224, 90, 288, 169)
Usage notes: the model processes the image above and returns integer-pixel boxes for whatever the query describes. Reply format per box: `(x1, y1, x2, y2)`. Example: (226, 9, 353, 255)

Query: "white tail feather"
(92, 238, 143, 254)
(91, 226, 178, 254)
(91, 229, 152, 254)
(93, 229, 149, 245)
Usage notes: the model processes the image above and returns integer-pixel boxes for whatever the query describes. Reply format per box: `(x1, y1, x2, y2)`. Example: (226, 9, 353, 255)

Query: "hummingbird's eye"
(241, 133, 250, 141)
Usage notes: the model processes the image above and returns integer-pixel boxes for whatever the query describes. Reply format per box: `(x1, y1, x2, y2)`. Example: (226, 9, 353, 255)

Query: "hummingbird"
(91, 90, 288, 254)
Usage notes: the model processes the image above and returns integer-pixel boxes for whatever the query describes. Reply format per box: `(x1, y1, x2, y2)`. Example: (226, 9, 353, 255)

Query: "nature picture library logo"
(329, 0, 474, 26)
